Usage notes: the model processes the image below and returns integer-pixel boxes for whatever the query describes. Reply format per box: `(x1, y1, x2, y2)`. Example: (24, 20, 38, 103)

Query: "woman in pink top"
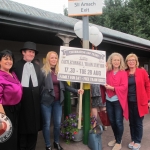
(104, 53, 128, 150)
(0, 50, 22, 149)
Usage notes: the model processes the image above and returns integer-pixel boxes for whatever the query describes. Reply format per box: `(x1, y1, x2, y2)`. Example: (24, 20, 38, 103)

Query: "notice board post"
(68, 0, 103, 145)
(82, 16, 90, 144)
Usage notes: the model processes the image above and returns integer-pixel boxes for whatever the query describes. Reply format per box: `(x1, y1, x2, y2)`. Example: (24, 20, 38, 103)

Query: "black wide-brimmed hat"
(20, 41, 38, 55)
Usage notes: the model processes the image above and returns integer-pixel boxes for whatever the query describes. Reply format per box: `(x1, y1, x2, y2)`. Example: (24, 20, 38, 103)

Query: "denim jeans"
(106, 100, 124, 144)
(41, 101, 62, 147)
(128, 101, 144, 143)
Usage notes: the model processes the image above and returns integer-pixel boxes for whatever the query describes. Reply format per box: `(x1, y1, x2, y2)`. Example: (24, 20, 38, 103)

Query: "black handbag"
(88, 125, 103, 150)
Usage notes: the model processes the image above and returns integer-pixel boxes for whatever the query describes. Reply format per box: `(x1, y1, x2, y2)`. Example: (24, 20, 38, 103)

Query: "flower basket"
(60, 113, 82, 143)
(90, 115, 98, 129)
(73, 128, 83, 142)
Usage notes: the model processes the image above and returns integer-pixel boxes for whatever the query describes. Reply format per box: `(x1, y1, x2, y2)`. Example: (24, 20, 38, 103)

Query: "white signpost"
(68, 0, 102, 16)
(58, 46, 106, 84)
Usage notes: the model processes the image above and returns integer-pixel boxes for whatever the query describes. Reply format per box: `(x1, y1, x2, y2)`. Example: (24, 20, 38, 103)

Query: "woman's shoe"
(132, 143, 141, 150)
(103, 126, 107, 131)
(108, 140, 116, 146)
(112, 143, 122, 150)
(128, 141, 134, 149)
(46, 146, 52, 150)
(53, 142, 64, 150)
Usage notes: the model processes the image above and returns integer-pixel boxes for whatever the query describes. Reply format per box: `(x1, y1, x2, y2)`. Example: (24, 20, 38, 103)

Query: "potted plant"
(90, 115, 98, 133)
(60, 113, 83, 143)
(90, 115, 97, 128)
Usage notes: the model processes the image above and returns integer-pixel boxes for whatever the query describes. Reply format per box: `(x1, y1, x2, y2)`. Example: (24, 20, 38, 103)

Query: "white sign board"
(58, 46, 106, 84)
(68, 0, 102, 17)
(0, 113, 13, 143)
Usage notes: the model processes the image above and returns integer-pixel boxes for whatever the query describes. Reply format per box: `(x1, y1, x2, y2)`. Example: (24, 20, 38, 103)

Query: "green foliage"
(90, 115, 98, 129)
(89, 0, 150, 40)
(63, 6, 82, 20)
(64, 0, 150, 40)
(60, 113, 79, 143)
(63, 7, 68, 16)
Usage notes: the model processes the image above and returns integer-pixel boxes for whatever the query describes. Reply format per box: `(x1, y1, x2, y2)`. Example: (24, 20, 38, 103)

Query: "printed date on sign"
(64, 67, 101, 76)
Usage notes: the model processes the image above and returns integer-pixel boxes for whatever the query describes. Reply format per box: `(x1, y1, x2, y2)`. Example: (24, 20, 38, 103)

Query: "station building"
(0, 0, 150, 72)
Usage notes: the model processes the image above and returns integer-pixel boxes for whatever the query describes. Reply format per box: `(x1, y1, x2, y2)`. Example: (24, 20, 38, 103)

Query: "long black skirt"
(0, 103, 21, 150)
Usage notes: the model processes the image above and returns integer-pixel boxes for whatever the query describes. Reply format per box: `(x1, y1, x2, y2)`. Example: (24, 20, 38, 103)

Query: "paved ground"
(36, 111, 150, 150)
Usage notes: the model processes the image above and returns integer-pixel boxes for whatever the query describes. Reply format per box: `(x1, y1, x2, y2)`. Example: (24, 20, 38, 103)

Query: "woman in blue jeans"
(125, 54, 150, 150)
(41, 51, 84, 150)
(104, 53, 128, 150)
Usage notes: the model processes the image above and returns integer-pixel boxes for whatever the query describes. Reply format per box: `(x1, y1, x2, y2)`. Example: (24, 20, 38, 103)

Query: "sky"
(11, 0, 68, 14)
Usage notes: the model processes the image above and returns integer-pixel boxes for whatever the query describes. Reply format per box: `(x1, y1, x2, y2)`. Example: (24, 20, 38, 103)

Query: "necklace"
(113, 72, 117, 75)
(51, 70, 57, 75)
(113, 70, 118, 75)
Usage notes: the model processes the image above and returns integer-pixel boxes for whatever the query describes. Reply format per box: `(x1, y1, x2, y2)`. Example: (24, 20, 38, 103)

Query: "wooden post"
(78, 83, 83, 129)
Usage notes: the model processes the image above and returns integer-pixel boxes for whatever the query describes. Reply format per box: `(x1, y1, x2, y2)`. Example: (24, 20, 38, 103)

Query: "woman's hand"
(77, 89, 84, 95)
(0, 122, 3, 130)
(148, 101, 150, 108)
(100, 106, 106, 111)
(104, 84, 115, 91)
(0, 104, 5, 115)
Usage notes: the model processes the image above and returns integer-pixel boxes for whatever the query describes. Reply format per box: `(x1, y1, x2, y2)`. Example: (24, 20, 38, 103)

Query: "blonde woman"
(125, 54, 150, 150)
(104, 53, 128, 150)
(41, 51, 84, 150)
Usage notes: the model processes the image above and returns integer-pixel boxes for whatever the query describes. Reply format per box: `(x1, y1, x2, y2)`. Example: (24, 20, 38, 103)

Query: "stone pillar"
(56, 33, 76, 118)
(56, 33, 76, 47)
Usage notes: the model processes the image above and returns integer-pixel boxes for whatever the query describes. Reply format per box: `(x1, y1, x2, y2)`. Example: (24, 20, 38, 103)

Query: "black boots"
(46, 142, 63, 150)
(53, 142, 64, 150)
(46, 146, 52, 150)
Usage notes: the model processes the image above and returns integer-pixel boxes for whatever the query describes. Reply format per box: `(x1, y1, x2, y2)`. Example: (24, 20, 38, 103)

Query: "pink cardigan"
(101, 70, 128, 120)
